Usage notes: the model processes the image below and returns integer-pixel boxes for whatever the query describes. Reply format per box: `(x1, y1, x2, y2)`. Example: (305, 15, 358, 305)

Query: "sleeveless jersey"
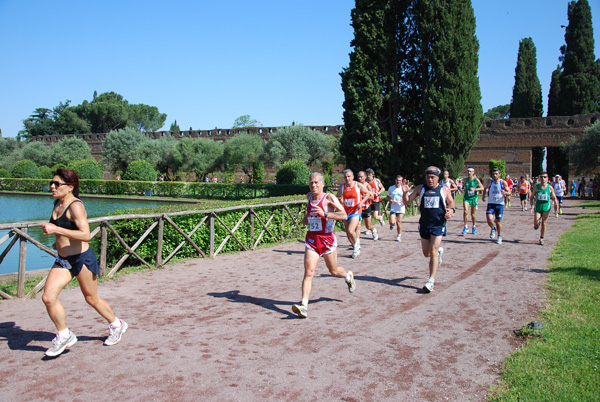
(341, 182, 362, 215)
(49, 200, 82, 231)
(552, 181, 564, 197)
(368, 180, 381, 202)
(441, 178, 451, 189)
(388, 185, 404, 213)
(306, 193, 334, 234)
(419, 184, 447, 228)
(487, 181, 504, 205)
(519, 181, 529, 195)
(535, 183, 552, 212)
(463, 178, 478, 201)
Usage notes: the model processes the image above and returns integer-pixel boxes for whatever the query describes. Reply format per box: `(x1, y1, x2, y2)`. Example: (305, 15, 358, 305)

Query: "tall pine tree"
(340, 0, 482, 183)
(510, 37, 544, 176)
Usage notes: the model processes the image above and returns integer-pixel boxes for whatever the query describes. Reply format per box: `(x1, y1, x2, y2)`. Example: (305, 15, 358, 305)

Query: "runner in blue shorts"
(482, 168, 511, 245)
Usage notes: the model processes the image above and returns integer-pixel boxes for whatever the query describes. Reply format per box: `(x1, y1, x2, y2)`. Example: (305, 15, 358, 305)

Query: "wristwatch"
(324, 211, 329, 218)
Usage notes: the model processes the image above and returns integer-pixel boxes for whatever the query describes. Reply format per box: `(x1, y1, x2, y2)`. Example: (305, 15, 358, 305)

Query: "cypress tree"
(341, 0, 482, 182)
(510, 37, 543, 176)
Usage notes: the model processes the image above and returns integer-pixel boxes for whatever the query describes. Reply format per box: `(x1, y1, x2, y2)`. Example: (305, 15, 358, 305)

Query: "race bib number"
(424, 196, 440, 209)
(344, 199, 355, 207)
(537, 193, 549, 201)
(308, 216, 323, 231)
(467, 189, 475, 196)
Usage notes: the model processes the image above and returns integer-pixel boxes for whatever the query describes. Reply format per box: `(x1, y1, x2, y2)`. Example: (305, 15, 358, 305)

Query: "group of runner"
(293, 164, 568, 318)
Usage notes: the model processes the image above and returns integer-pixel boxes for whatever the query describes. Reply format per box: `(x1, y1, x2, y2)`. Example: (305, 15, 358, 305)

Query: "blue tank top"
(419, 184, 447, 227)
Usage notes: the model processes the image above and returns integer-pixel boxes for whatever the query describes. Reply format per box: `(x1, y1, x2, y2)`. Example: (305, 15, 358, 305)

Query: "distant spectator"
(579, 177, 586, 198)
(212, 177, 217, 183)
(116, 175, 121, 180)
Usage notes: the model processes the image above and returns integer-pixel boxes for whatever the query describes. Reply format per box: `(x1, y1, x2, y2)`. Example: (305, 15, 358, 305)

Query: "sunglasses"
(49, 181, 68, 188)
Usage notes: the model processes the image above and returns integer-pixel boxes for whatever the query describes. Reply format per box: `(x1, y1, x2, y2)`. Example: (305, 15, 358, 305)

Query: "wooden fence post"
(156, 216, 164, 267)
(17, 228, 27, 298)
(281, 206, 285, 241)
(249, 208, 254, 247)
(100, 222, 107, 276)
(209, 212, 215, 258)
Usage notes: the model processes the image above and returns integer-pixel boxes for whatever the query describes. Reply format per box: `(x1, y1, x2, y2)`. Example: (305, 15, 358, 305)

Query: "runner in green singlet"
(530, 172, 558, 245)
(460, 167, 484, 235)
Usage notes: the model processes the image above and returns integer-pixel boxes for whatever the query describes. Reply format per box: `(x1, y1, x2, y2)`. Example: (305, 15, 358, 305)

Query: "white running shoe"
(292, 303, 308, 318)
(365, 229, 372, 235)
(379, 218, 385, 226)
(396, 234, 402, 242)
(104, 320, 128, 346)
(496, 235, 502, 245)
(423, 278, 434, 293)
(45, 332, 78, 357)
(539, 238, 544, 245)
(346, 271, 356, 293)
(372, 230, 379, 241)
(490, 227, 496, 239)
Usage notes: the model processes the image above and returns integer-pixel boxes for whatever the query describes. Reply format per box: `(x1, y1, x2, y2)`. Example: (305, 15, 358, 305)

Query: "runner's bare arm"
(325, 193, 348, 221)
(403, 184, 420, 205)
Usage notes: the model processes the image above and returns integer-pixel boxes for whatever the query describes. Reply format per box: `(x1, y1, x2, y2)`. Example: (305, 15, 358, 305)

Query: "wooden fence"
(0, 200, 307, 300)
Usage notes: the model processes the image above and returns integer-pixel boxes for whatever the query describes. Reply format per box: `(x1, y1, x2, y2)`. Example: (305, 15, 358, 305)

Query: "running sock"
(428, 277, 435, 283)
(58, 328, 70, 339)
(346, 272, 352, 282)
(301, 298, 308, 306)
(110, 318, 122, 328)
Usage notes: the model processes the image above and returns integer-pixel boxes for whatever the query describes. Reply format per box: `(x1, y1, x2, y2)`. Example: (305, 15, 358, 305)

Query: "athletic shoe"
(423, 279, 434, 293)
(365, 229, 372, 235)
(461, 226, 468, 235)
(472, 227, 477, 235)
(372, 230, 379, 241)
(45, 332, 77, 357)
(489, 227, 496, 239)
(396, 234, 402, 242)
(539, 238, 544, 245)
(292, 303, 308, 318)
(508, 201, 511, 207)
(351, 250, 359, 259)
(496, 235, 502, 245)
(438, 247, 443, 266)
(390, 224, 396, 230)
(559, 208, 563, 215)
(104, 320, 128, 346)
(555, 212, 559, 218)
(346, 271, 356, 293)
(379, 218, 385, 226)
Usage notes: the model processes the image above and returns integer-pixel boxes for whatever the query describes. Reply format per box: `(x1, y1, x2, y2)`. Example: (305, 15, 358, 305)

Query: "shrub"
(123, 160, 156, 182)
(252, 160, 265, 184)
(39, 166, 54, 179)
(68, 159, 104, 180)
(10, 159, 40, 178)
(0, 168, 10, 178)
(488, 159, 506, 177)
(276, 158, 311, 185)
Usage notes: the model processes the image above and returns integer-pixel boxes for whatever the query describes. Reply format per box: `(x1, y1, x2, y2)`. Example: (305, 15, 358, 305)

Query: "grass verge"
(488, 201, 600, 401)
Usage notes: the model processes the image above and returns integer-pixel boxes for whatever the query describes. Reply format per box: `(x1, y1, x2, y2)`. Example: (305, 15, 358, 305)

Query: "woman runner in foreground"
(41, 168, 127, 357)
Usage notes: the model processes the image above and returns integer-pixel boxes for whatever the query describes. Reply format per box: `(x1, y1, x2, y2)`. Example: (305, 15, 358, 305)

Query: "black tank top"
(49, 200, 82, 231)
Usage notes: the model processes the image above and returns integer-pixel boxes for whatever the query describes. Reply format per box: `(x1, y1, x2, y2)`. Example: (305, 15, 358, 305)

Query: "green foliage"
(21, 141, 53, 167)
(169, 120, 180, 132)
(137, 135, 178, 176)
(232, 115, 262, 128)
(10, 159, 40, 178)
(321, 161, 334, 184)
(263, 125, 333, 167)
(276, 159, 311, 185)
(39, 166, 54, 179)
(128, 103, 167, 132)
(223, 133, 263, 175)
(252, 160, 265, 184)
(123, 160, 157, 182)
(340, 0, 482, 183)
(68, 159, 104, 180)
(50, 136, 93, 166)
(483, 105, 510, 120)
(76, 91, 129, 134)
(101, 127, 149, 173)
(488, 160, 506, 177)
(510, 38, 543, 118)
(548, 0, 600, 116)
(173, 137, 223, 181)
(0, 168, 10, 178)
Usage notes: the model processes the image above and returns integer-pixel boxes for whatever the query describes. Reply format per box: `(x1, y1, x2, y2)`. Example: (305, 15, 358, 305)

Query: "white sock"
(301, 298, 308, 306)
(110, 317, 121, 328)
(58, 328, 70, 339)
(428, 277, 435, 283)
(346, 272, 352, 282)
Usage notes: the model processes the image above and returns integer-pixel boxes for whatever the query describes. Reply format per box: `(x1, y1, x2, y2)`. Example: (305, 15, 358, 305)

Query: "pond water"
(0, 194, 179, 275)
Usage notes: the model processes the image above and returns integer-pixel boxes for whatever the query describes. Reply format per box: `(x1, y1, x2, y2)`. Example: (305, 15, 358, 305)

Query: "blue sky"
(0, 0, 598, 138)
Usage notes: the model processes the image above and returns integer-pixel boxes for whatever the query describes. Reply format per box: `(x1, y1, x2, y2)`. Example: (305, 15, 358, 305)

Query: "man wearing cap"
(482, 168, 511, 245)
(402, 166, 455, 293)
(460, 167, 484, 235)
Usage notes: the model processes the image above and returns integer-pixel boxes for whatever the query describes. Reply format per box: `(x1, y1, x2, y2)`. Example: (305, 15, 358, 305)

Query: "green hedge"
(0, 178, 309, 199)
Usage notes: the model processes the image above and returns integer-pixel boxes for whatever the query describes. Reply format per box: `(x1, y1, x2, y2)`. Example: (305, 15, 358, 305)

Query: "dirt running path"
(0, 199, 590, 402)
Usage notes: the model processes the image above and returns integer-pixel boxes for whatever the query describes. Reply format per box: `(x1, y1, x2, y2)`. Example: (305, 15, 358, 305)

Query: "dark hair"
(366, 168, 375, 175)
(53, 168, 80, 198)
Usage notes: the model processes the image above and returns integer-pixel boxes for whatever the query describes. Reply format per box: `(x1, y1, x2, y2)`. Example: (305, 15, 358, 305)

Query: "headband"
(425, 169, 440, 177)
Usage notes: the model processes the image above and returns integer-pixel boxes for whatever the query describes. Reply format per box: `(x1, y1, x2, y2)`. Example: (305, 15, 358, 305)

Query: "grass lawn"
(489, 201, 600, 401)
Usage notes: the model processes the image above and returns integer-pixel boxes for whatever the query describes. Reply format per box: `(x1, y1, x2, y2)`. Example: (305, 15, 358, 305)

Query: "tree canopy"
(263, 125, 334, 167)
(232, 115, 262, 128)
(565, 120, 600, 175)
(340, 0, 482, 182)
(510, 38, 543, 118)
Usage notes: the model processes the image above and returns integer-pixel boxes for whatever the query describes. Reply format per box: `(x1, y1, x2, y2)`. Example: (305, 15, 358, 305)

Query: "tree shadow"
(550, 266, 600, 281)
(206, 290, 343, 319)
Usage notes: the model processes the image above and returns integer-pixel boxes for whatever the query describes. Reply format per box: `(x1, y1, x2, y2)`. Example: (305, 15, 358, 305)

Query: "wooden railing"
(0, 200, 306, 299)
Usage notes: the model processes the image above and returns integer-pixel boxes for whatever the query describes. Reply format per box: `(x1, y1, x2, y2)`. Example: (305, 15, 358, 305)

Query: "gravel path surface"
(0, 198, 589, 402)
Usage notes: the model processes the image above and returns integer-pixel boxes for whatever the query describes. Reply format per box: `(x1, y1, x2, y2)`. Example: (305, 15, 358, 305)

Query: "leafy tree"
(0, 168, 11, 178)
(68, 159, 104, 180)
(123, 160, 156, 182)
(565, 120, 600, 174)
(549, 0, 599, 116)
(509, 37, 543, 176)
(137, 135, 178, 177)
(483, 104, 510, 120)
(276, 159, 311, 185)
(75, 92, 130, 134)
(21, 141, 53, 167)
(340, 0, 482, 183)
(233, 115, 262, 128)
(252, 160, 265, 184)
(169, 120, 180, 132)
(101, 127, 149, 173)
(173, 137, 223, 181)
(223, 133, 263, 175)
(50, 137, 93, 167)
(0, 138, 22, 169)
(10, 159, 40, 178)
(510, 38, 543, 118)
(20, 108, 54, 138)
(263, 125, 333, 167)
(52, 100, 90, 134)
(128, 104, 167, 132)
